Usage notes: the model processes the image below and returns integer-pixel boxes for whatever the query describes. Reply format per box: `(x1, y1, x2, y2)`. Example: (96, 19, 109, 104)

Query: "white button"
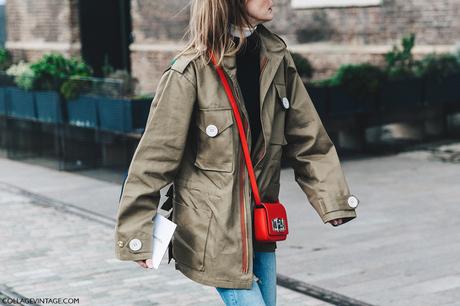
(129, 238, 142, 251)
(347, 195, 359, 208)
(282, 97, 290, 109)
(206, 124, 218, 137)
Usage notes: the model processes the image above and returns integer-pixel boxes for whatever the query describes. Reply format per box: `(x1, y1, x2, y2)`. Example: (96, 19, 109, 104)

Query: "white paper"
(152, 214, 177, 269)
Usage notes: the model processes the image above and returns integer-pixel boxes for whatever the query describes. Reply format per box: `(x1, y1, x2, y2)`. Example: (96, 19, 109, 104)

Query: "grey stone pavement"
(0, 140, 460, 306)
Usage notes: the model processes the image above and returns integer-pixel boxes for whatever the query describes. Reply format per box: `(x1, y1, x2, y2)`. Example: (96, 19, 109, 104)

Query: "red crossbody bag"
(209, 51, 289, 242)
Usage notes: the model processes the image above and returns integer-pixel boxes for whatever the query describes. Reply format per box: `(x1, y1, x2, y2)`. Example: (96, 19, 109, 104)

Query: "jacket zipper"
(239, 132, 249, 273)
(227, 55, 269, 273)
(225, 70, 250, 274)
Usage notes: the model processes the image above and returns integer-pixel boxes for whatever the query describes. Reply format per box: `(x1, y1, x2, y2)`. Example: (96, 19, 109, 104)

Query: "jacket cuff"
(116, 251, 153, 261)
(115, 231, 153, 261)
(310, 194, 359, 224)
(321, 209, 357, 224)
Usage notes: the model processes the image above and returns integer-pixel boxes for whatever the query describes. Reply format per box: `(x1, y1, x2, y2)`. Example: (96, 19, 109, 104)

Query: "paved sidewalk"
(1, 140, 460, 305)
(0, 172, 327, 306)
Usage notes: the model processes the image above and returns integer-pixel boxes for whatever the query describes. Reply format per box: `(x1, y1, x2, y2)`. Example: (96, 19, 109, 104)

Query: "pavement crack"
(277, 274, 376, 306)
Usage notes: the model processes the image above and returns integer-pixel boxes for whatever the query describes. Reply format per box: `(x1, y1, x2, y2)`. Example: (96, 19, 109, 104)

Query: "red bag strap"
(209, 51, 262, 206)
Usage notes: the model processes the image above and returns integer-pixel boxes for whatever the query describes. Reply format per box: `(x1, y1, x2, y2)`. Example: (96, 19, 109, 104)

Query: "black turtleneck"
(232, 32, 262, 152)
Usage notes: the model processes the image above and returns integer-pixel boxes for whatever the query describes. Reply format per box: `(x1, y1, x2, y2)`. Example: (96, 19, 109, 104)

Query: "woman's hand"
(135, 259, 153, 269)
(328, 218, 343, 226)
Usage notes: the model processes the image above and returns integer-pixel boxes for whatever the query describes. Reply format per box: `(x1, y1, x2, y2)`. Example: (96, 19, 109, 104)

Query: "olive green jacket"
(114, 24, 358, 289)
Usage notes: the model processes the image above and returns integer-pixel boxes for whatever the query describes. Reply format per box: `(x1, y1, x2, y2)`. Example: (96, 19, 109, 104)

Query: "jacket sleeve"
(114, 67, 196, 260)
(283, 51, 357, 225)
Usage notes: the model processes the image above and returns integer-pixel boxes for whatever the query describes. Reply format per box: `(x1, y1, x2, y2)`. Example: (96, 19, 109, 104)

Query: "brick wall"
(279, 0, 460, 45)
(130, 0, 460, 92)
(131, 0, 189, 43)
(130, 47, 181, 95)
(5, 0, 80, 61)
(267, 0, 460, 79)
(132, 0, 460, 45)
(5, 0, 459, 92)
(129, 0, 190, 93)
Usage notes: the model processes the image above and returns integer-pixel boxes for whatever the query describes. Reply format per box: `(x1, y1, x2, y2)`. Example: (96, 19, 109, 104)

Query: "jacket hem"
(175, 262, 253, 289)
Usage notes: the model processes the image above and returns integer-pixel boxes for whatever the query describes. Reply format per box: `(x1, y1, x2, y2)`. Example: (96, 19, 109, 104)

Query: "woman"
(115, 0, 359, 305)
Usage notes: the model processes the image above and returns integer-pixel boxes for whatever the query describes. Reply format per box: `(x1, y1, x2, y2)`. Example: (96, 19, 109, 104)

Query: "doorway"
(78, 0, 132, 76)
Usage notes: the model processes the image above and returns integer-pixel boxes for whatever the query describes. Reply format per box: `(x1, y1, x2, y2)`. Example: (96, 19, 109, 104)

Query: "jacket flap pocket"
(172, 200, 213, 271)
(197, 108, 234, 137)
(275, 83, 286, 98)
(274, 83, 289, 110)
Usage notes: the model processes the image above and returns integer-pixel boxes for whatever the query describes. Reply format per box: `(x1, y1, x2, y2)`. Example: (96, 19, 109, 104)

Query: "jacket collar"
(221, 24, 286, 76)
(221, 24, 286, 105)
(220, 24, 287, 161)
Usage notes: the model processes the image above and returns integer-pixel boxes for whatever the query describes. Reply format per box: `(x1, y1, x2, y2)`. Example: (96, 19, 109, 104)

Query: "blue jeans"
(216, 251, 277, 306)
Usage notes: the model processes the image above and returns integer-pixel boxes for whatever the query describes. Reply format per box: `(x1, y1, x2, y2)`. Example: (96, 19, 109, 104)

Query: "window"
(291, 0, 381, 9)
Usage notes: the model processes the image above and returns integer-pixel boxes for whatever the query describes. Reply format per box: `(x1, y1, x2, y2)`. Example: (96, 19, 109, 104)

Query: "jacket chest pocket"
(194, 108, 235, 172)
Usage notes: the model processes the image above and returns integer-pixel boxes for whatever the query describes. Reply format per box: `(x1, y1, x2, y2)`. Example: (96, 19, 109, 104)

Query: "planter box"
(35, 91, 63, 123)
(0, 74, 15, 87)
(66, 95, 153, 132)
(97, 96, 153, 133)
(305, 84, 328, 118)
(328, 85, 376, 117)
(423, 73, 460, 106)
(97, 98, 133, 133)
(0, 87, 7, 115)
(378, 78, 423, 111)
(66, 95, 99, 128)
(7, 87, 37, 120)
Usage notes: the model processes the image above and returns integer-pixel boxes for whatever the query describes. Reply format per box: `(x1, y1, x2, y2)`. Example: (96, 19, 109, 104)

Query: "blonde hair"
(175, 0, 255, 67)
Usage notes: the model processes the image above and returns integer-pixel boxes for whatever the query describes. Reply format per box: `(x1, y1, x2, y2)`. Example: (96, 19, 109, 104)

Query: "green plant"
(415, 53, 460, 81)
(320, 63, 385, 98)
(30, 53, 93, 91)
(60, 77, 92, 100)
(101, 54, 115, 77)
(108, 69, 138, 97)
(384, 33, 418, 80)
(94, 69, 139, 98)
(290, 52, 314, 79)
(0, 48, 12, 71)
(309, 78, 331, 87)
(6, 61, 35, 90)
